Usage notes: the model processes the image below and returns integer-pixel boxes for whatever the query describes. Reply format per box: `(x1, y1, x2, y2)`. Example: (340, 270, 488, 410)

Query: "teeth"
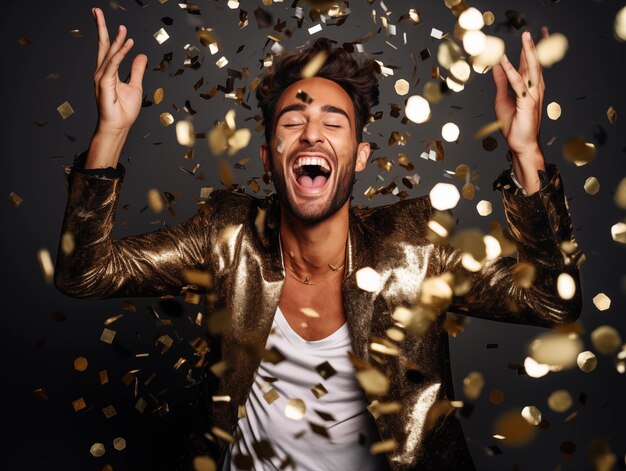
(294, 156, 330, 172)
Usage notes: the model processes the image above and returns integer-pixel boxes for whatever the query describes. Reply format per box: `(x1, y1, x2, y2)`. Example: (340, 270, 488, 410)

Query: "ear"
(260, 143, 271, 172)
(354, 142, 370, 173)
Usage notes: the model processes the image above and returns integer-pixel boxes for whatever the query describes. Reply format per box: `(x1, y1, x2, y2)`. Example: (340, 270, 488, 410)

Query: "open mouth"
(293, 156, 332, 189)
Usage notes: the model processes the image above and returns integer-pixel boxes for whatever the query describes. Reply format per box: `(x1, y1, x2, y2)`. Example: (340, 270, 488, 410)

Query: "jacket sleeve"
(54, 157, 213, 299)
(440, 163, 583, 328)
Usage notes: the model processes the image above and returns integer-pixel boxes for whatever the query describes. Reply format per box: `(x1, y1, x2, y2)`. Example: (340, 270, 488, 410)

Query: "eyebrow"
(275, 103, 352, 124)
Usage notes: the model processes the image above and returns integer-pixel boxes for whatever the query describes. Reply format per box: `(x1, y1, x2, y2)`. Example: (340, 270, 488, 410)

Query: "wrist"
(85, 128, 129, 169)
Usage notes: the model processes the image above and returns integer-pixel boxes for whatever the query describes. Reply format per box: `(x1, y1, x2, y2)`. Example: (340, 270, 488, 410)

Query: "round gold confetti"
(442, 122, 460, 142)
(592, 292, 611, 311)
(356, 368, 389, 396)
(576, 351, 597, 373)
(584, 177, 600, 195)
(405, 95, 431, 124)
(536, 33, 569, 67)
(493, 410, 536, 446)
(483, 235, 501, 261)
(615, 345, 626, 374)
(74, 356, 88, 372)
(112, 437, 126, 451)
(615, 177, 626, 209)
(176, 120, 195, 147)
(512, 262, 536, 289)
(423, 81, 444, 104)
(615, 5, 626, 41)
(611, 222, 626, 244)
(489, 389, 504, 405)
(562, 137, 596, 166)
(521, 406, 542, 426)
(462, 371, 484, 400)
(472, 36, 505, 71)
(446, 76, 465, 93)
(547, 389, 572, 413)
(444, 0, 462, 8)
(476, 200, 492, 216)
(394, 79, 410, 96)
(482, 136, 498, 151)
(147, 189, 164, 214)
(450, 60, 471, 83)
(591, 325, 622, 355)
(154, 88, 164, 105)
(159, 112, 174, 127)
(524, 356, 550, 378)
(356, 267, 383, 292)
(547, 102, 561, 120)
(458, 7, 484, 31)
(192, 456, 216, 471)
(463, 30, 486, 56)
(90, 443, 106, 458)
(386, 327, 405, 342)
(102, 465, 113, 471)
(437, 41, 463, 69)
(529, 332, 583, 370)
(455, 164, 469, 180)
(429, 183, 460, 210)
(61, 231, 75, 256)
(285, 398, 306, 420)
(557, 273, 576, 300)
(461, 183, 475, 200)
(483, 11, 495, 26)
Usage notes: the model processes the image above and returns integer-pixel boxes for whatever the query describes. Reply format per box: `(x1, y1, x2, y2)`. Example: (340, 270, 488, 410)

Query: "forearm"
(510, 147, 546, 195)
(85, 128, 129, 169)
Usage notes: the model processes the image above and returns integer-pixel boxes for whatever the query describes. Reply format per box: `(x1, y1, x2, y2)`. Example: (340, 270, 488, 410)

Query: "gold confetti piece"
(228, 128, 251, 156)
(557, 273, 576, 300)
(154, 87, 164, 105)
(113, 437, 126, 451)
(311, 383, 328, 399)
(607, 106, 617, 124)
(159, 112, 174, 127)
(176, 120, 195, 147)
(521, 406, 542, 425)
(355, 267, 383, 292)
(263, 388, 279, 405)
(102, 405, 117, 418)
(593, 292, 611, 311)
(482, 10, 495, 25)
(370, 439, 398, 455)
(70, 29, 85, 38)
(394, 79, 410, 96)
(212, 395, 231, 403)
(104, 314, 123, 326)
(445, 76, 465, 92)
(512, 262, 535, 289)
(18, 37, 31, 46)
(611, 222, 626, 244)
(547, 102, 561, 120)
(90, 443, 106, 458)
(450, 60, 471, 83)
(536, 33, 569, 68)
(463, 371, 484, 400)
(493, 410, 536, 446)
(219, 161, 233, 188)
(74, 357, 88, 372)
(216, 56, 229, 68)
(285, 398, 306, 420)
(301, 51, 327, 79)
(547, 389, 572, 412)
(135, 398, 147, 413)
(367, 400, 402, 419)
(473, 119, 502, 138)
(147, 189, 164, 214)
(211, 427, 235, 444)
(386, 327, 405, 342)
(154, 28, 169, 44)
(615, 6, 626, 40)
(493, 434, 506, 440)
(57, 101, 74, 119)
(488, 389, 504, 405)
(405, 95, 431, 124)
(591, 325, 622, 354)
(315, 361, 337, 379)
(193, 455, 217, 471)
(72, 397, 87, 412)
(173, 357, 187, 370)
(459, 7, 484, 30)
(183, 269, 213, 288)
(463, 30, 486, 56)
(584, 177, 600, 195)
(429, 183, 460, 210)
(59, 231, 75, 255)
(37, 248, 54, 284)
(300, 307, 320, 318)
(100, 328, 116, 344)
(576, 351, 597, 372)
(475, 200, 492, 217)
(33, 388, 48, 401)
(8, 192, 23, 207)
(562, 137, 596, 166)
(370, 338, 400, 356)
(461, 183, 475, 200)
(615, 177, 626, 208)
(615, 346, 626, 374)
(356, 368, 389, 396)
(441, 122, 460, 142)
(529, 332, 583, 370)
(99, 370, 109, 385)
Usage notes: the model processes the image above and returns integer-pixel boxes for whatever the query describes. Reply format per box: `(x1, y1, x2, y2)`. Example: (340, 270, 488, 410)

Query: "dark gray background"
(1, 0, 625, 469)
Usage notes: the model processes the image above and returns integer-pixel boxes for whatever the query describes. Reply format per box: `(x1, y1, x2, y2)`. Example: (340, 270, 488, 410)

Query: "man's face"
(261, 77, 370, 223)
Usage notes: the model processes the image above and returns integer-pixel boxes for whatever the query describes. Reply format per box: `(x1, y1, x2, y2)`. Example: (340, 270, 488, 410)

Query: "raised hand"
(86, 8, 147, 169)
(492, 28, 549, 193)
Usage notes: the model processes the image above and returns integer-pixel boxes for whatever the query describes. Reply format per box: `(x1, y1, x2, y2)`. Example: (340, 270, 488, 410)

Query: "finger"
(99, 24, 128, 75)
(521, 31, 541, 90)
(492, 63, 511, 105)
(101, 38, 134, 82)
(129, 54, 148, 90)
(541, 26, 549, 39)
(93, 8, 110, 70)
(499, 53, 528, 98)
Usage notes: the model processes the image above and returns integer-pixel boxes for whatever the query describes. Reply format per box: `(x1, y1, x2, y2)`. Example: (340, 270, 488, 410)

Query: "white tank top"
(222, 307, 387, 470)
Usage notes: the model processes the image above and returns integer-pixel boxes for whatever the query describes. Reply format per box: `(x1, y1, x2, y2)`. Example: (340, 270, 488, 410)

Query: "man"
(55, 7, 582, 471)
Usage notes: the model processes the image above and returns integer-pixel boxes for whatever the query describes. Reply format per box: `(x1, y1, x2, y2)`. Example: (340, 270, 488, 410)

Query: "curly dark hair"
(256, 38, 380, 145)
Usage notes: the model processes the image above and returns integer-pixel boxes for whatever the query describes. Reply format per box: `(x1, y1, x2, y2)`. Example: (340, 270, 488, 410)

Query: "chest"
(278, 275, 346, 341)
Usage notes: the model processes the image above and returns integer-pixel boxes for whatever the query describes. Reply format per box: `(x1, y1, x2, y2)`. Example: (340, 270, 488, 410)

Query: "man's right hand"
(85, 7, 147, 169)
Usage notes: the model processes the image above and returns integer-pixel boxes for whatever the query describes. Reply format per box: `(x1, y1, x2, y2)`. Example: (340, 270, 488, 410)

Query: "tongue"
(298, 175, 328, 188)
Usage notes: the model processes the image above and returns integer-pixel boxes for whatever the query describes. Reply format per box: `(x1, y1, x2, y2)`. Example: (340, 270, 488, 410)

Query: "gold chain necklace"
(284, 263, 345, 285)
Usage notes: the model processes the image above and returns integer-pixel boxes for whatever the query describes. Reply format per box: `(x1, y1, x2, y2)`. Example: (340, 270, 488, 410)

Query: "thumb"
(129, 54, 148, 90)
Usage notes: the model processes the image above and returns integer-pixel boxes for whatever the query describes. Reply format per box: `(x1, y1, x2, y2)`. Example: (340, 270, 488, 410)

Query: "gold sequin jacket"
(55, 161, 582, 470)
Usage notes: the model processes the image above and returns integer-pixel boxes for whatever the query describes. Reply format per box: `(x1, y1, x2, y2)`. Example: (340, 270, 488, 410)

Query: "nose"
(299, 119, 325, 145)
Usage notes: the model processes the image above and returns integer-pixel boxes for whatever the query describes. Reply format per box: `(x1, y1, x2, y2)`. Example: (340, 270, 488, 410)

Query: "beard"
(269, 148, 357, 224)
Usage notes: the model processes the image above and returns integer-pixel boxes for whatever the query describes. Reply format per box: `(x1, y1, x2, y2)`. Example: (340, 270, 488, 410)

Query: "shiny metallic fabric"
(56, 161, 582, 470)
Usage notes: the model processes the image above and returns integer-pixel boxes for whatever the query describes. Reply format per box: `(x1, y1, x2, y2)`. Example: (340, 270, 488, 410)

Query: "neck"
(280, 202, 349, 276)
